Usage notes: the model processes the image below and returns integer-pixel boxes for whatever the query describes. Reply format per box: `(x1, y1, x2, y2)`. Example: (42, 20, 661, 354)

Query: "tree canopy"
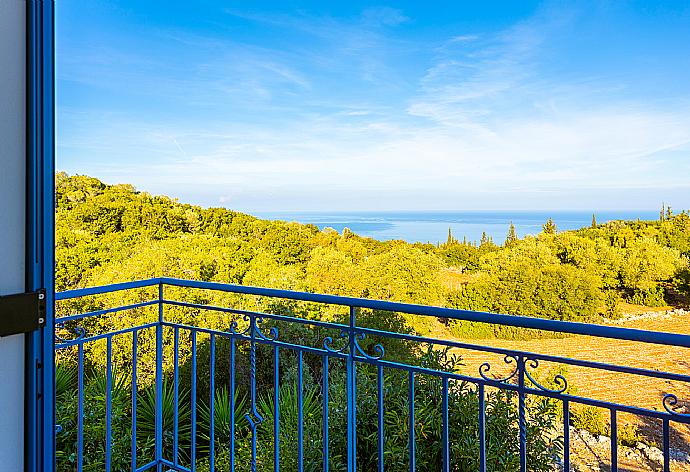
(57, 173, 690, 334)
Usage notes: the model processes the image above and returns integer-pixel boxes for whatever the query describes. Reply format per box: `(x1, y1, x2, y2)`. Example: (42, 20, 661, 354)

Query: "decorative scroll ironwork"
(523, 358, 568, 393)
(323, 329, 349, 354)
(323, 330, 385, 359)
(52, 278, 690, 472)
(663, 393, 690, 418)
(254, 317, 279, 341)
(54, 323, 86, 343)
(229, 315, 251, 336)
(353, 332, 385, 360)
(479, 354, 519, 384)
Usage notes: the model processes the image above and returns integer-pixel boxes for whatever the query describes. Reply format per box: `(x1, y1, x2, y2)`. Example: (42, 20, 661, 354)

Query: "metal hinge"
(0, 289, 46, 337)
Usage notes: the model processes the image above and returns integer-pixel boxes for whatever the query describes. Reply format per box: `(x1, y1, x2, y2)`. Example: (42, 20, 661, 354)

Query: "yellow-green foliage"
(444, 215, 689, 323)
(57, 173, 689, 336)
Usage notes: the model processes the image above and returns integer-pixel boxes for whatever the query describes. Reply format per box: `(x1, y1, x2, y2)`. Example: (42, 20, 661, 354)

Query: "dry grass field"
(447, 310, 690, 470)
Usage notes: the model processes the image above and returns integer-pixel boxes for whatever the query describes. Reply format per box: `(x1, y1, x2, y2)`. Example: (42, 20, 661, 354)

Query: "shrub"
(571, 406, 608, 437)
(628, 286, 666, 307)
(449, 320, 569, 340)
(617, 424, 642, 447)
(672, 268, 690, 300)
(603, 290, 622, 319)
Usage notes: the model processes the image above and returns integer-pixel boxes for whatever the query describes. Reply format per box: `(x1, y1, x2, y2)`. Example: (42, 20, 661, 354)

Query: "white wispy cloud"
(58, 2, 690, 211)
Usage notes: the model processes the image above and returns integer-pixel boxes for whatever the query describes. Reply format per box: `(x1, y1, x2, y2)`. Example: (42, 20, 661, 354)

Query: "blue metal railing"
(53, 277, 690, 472)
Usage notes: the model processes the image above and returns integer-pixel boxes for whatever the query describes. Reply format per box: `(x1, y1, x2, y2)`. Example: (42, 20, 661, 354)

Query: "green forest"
(54, 173, 690, 471)
(57, 173, 690, 332)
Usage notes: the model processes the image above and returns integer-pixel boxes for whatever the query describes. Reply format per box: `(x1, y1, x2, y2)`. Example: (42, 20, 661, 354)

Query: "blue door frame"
(25, 1, 55, 471)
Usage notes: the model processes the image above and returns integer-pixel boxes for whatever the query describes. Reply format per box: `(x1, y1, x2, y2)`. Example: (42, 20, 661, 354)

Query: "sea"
(255, 210, 659, 244)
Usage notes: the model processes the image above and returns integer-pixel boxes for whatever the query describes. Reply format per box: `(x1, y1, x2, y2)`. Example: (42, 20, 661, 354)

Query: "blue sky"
(57, 1, 690, 212)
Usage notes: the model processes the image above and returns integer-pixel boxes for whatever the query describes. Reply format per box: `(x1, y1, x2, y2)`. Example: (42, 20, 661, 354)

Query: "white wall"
(0, 1, 26, 470)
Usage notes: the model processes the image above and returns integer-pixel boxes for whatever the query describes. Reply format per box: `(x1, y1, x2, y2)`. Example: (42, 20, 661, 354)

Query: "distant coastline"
(255, 210, 660, 244)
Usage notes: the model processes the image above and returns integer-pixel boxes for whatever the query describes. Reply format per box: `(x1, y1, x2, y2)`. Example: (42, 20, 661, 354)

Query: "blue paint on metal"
(246, 315, 267, 472)
(51, 278, 690, 471)
(209, 334, 216, 471)
(230, 336, 236, 471)
(377, 364, 384, 472)
(155, 284, 164, 468)
(173, 327, 180, 466)
(106, 337, 113, 472)
(55, 278, 160, 300)
(322, 355, 330, 472)
(611, 409, 618, 472)
(346, 306, 357, 472)
(518, 356, 527, 472)
(441, 377, 449, 472)
(563, 400, 570, 471)
(58, 276, 690, 347)
(26, 2, 56, 470)
(132, 331, 138, 471)
(663, 419, 670, 472)
(55, 322, 158, 350)
(478, 384, 486, 472)
(77, 344, 84, 472)
(297, 350, 304, 472)
(273, 345, 280, 472)
(191, 331, 197, 472)
(56, 300, 159, 323)
(408, 371, 415, 472)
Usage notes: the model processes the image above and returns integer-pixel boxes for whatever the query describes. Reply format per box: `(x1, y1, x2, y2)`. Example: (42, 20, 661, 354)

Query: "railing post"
(346, 306, 357, 471)
(155, 282, 164, 469)
(247, 314, 262, 472)
(518, 356, 527, 472)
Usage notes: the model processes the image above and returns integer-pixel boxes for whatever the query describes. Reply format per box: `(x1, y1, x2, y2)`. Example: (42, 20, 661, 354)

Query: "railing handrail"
(55, 277, 690, 348)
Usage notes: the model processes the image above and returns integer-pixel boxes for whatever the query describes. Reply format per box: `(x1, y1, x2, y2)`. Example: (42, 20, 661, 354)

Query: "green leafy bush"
(604, 290, 622, 319)
(617, 424, 642, 447)
(628, 286, 666, 307)
(570, 406, 608, 437)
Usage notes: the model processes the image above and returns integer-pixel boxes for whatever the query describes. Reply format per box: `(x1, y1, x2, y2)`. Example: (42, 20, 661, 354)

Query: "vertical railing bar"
(155, 283, 164, 466)
(610, 409, 618, 472)
(518, 357, 526, 472)
(131, 331, 138, 471)
(105, 336, 113, 472)
(298, 351, 304, 472)
(77, 343, 84, 472)
(563, 400, 570, 472)
(230, 336, 236, 472)
(478, 384, 486, 472)
(377, 364, 384, 472)
(442, 377, 449, 472)
(173, 327, 179, 465)
(408, 371, 415, 472)
(346, 306, 357, 472)
(322, 355, 329, 472)
(190, 331, 197, 472)
(663, 418, 670, 472)
(249, 315, 259, 472)
(210, 334, 216, 472)
(273, 345, 280, 472)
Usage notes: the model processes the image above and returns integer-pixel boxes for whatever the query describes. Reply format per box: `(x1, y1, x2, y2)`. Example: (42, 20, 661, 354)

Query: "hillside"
(54, 174, 690, 471)
(57, 173, 690, 335)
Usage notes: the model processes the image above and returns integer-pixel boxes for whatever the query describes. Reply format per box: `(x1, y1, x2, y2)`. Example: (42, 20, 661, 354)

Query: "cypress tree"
(591, 213, 597, 228)
(447, 227, 453, 245)
(480, 231, 489, 246)
(542, 218, 557, 235)
(505, 222, 518, 246)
